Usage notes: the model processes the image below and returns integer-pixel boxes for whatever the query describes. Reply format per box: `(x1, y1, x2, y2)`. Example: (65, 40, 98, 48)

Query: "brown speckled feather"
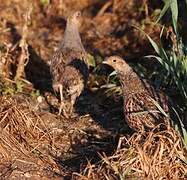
(103, 56, 170, 132)
(50, 48, 88, 90)
(49, 12, 88, 116)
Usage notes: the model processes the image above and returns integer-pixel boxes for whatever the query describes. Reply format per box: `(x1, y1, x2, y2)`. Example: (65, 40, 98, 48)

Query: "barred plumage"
(103, 56, 169, 132)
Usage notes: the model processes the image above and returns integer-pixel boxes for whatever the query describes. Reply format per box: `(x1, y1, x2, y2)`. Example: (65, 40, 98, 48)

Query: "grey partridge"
(103, 56, 169, 132)
(50, 11, 88, 117)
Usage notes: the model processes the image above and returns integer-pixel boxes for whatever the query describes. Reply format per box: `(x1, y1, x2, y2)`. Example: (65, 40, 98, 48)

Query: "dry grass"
(76, 126, 187, 179)
(0, 96, 65, 179)
(0, 95, 118, 179)
(0, 96, 186, 179)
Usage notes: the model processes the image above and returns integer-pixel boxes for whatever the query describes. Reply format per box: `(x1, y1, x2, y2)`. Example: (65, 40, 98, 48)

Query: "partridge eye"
(76, 12, 81, 17)
(113, 59, 117, 63)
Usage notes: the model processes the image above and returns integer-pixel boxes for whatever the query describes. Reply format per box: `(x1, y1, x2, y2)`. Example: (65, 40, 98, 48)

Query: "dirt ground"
(0, 0, 186, 179)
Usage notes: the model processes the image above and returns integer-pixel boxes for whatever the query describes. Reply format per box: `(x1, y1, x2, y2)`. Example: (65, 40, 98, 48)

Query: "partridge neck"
(119, 69, 146, 96)
(62, 22, 85, 52)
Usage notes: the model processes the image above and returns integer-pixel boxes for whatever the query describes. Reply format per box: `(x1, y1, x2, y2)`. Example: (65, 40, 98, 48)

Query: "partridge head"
(67, 11, 82, 27)
(103, 56, 131, 75)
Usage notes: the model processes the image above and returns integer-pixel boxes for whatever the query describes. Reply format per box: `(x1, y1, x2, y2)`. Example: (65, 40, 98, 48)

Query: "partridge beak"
(102, 57, 109, 65)
(102, 61, 108, 64)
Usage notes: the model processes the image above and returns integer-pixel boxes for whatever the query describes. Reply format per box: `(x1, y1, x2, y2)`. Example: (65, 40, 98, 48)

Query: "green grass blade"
(109, 71, 117, 77)
(145, 55, 170, 70)
(159, 26, 165, 39)
(150, 97, 169, 117)
(172, 107, 187, 150)
(146, 35, 160, 55)
(132, 25, 160, 55)
(156, 0, 170, 23)
(170, 0, 178, 33)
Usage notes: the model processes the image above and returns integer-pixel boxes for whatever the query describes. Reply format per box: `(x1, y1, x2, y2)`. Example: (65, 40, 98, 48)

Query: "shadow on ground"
(47, 88, 131, 179)
(25, 46, 53, 92)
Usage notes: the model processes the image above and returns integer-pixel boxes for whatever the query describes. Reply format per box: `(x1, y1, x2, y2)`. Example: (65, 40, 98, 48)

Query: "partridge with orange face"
(50, 11, 88, 117)
(103, 56, 169, 132)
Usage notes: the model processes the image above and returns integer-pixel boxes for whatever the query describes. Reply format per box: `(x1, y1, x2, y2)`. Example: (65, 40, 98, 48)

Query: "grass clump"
(144, 0, 187, 151)
(76, 126, 187, 180)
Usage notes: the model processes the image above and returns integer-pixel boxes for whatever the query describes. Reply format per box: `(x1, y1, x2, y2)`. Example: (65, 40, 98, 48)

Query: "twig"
(14, 6, 32, 81)
(96, 1, 112, 16)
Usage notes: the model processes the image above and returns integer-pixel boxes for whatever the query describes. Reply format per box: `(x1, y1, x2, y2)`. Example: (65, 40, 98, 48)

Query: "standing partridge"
(103, 56, 169, 132)
(50, 11, 88, 117)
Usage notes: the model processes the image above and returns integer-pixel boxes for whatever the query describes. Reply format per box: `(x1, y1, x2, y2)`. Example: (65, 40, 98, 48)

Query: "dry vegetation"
(0, 0, 187, 179)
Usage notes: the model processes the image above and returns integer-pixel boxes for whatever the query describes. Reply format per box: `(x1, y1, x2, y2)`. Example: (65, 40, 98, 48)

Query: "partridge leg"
(58, 84, 68, 118)
(69, 93, 77, 115)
